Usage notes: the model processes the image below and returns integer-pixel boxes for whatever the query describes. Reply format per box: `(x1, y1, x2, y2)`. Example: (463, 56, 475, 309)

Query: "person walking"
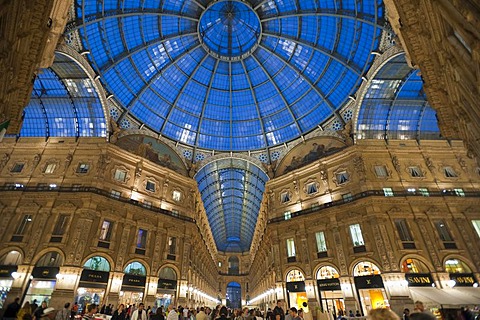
(131, 303, 147, 320)
(55, 304, 71, 320)
(4, 298, 21, 320)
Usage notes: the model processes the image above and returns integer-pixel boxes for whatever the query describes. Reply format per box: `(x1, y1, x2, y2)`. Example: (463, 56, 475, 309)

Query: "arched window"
(444, 259, 472, 274)
(83, 256, 110, 272)
(316, 266, 339, 279)
(353, 261, 381, 276)
(226, 282, 241, 309)
(124, 261, 146, 276)
(286, 269, 305, 282)
(401, 258, 430, 273)
(228, 256, 239, 275)
(36, 252, 63, 267)
(159, 267, 177, 280)
(0, 251, 22, 265)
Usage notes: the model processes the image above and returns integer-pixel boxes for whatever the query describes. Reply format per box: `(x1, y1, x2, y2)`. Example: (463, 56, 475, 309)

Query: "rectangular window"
(143, 200, 152, 208)
(342, 193, 353, 202)
(15, 215, 32, 235)
(395, 219, 413, 242)
(374, 165, 388, 178)
(286, 238, 296, 257)
(76, 163, 90, 174)
(168, 237, 177, 255)
(418, 188, 429, 196)
(100, 220, 113, 241)
(52, 214, 69, 236)
(315, 232, 327, 252)
(454, 188, 465, 197)
(336, 171, 349, 184)
(43, 163, 57, 174)
(72, 184, 82, 191)
(349, 224, 365, 247)
(306, 182, 318, 194)
(171, 209, 179, 216)
(444, 166, 458, 178)
(472, 220, 480, 239)
(383, 188, 394, 197)
(172, 190, 182, 201)
(434, 220, 454, 242)
(284, 211, 291, 220)
(114, 169, 127, 182)
(408, 166, 423, 177)
(11, 163, 25, 173)
(280, 192, 290, 203)
(146, 181, 156, 192)
(136, 229, 147, 249)
(110, 190, 121, 199)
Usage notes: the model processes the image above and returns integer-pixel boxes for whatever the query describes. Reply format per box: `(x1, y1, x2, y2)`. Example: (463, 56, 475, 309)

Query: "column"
(106, 272, 124, 305)
(380, 273, 413, 316)
(144, 276, 159, 309)
(339, 277, 356, 315)
(4, 265, 33, 305)
(49, 267, 82, 309)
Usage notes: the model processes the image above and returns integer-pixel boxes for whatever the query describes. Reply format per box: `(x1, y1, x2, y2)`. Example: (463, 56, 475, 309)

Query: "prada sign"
(354, 275, 384, 289)
(0, 265, 17, 278)
(286, 281, 306, 292)
(405, 273, 434, 287)
(450, 273, 478, 287)
(317, 278, 341, 291)
(32, 267, 59, 279)
(158, 279, 177, 290)
(122, 274, 146, 287)
(80, 270, 109, 283)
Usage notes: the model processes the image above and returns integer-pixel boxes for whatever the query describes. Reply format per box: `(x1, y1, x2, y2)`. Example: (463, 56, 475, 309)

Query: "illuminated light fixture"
(447, 279, 456, 288)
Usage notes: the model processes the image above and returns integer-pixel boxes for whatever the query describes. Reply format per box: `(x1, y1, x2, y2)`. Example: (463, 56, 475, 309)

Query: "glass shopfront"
(120, 262, 147, 306)
(155, 267, 177, 310)
(24, 267, 59, 304)
(0, 266, 17, 309)
(316, 266, 344, 317)
(286, 269, 307, 310)
(76, 256, 111, 312)
(353, 262, 389, 315)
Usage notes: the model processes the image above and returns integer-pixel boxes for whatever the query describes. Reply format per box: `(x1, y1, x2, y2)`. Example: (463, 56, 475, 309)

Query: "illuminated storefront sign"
(405, 274, 434, 287)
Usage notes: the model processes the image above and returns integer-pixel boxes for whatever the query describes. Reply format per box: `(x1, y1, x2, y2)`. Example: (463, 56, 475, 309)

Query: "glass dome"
(74, 0, 384, 151)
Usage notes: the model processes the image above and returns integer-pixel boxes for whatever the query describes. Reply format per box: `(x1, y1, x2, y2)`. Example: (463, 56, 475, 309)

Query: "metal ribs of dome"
(74, 0, 385, 151)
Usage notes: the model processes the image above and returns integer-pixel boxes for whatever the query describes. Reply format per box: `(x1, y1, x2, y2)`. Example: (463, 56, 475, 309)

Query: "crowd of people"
(1, 299, 477, 320)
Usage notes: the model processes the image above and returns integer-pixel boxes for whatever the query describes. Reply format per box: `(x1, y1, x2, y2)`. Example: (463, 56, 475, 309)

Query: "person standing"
(82, 304, 97, 320)
(273, 301, 285, 320)
(55, 304, 71, 320)
(166, 305, 177, 320)
(111, 305, 127, 320)
(196, 308, 207, 320)
(4, 298, 21, 320)
(17, 302, 32, 320)
(131, 303, 147, 320)
(71, 303, 79, 320)
(33, 302, 48, 320)
(289, 308, 300, 320)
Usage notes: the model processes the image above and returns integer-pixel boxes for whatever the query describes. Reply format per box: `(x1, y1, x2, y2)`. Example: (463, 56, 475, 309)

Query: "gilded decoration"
(276, 137, 346, 176)
(115, 134, 187, 176)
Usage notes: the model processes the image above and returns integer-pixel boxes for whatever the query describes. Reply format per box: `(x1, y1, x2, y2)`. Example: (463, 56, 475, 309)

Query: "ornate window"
(443, 166, 458, 178)
(136, 229, 147, 249)
(84, 256, 110, 272)
(349, 224, 365, 247)
(334, 169, 350, 185)
(43, 162, 57, 174)
(316, 266, 339, 279)
(114, 169, 127, 182)
(99, 220, 113, 241)
(408, 166, 424, 177)
(76, 163, 90, 174)
(305, 181, 318, 195)
(374, 165, 388, 178)
(124, 261, 146, 276)
(10, 162, 25, 173)
(280, 191, 291, 203)
(146, 180, 156, 192)
(472, 220, 480, 239)
(286, 238, 296, 258)
(172, 190, 182, 202)
(315, 232, 327, 252)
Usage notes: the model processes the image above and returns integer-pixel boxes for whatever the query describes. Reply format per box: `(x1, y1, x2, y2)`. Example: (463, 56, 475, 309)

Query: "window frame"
(286, 238, 296, 257)
(349, 224, 365, 247)
(99, 220, 113, 241)
(315, 231, 327, 253)
(76, 163, 90, 174)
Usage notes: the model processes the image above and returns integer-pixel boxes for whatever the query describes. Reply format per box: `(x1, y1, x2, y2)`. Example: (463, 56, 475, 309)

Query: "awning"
(409, 287, 480, 307)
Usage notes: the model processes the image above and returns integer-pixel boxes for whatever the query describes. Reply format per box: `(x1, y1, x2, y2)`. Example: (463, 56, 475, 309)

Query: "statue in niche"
(339, 120, 354, 146)
(109, 118, 122, 143)
(262, 160, 276, 178)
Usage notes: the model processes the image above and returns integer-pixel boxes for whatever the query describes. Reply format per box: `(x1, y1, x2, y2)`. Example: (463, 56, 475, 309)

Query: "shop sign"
(354, 275, 384, 289)
(122, 274, 146, 287)
(0, 265, 17, 278)
(32, 267, 59, 279)
(317, 278, 341, 291)
(80, 270, 109, 283)
(405, 273, 434, 287)
(158, 279, 177, 290)
(286, 281, 305, 292)
(450, 273, 477, 287)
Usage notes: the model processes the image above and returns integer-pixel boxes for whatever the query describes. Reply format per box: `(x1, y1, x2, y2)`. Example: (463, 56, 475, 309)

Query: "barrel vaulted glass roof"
(21, 53, 107, 138)
(73, 0, 385, 151)
(356, 54, 441, 140)
(195, 159, 268, 252)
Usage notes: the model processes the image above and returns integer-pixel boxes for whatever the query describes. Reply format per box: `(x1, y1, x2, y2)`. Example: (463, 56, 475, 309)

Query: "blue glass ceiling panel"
(21, 53, 107, 138)
(74, 0, 384, 151)
(357, 54, 441, 140)
(195, 159, 269, 252)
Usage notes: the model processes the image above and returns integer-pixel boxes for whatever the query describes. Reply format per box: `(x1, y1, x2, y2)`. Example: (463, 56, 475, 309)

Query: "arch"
(399, 255, 434, 273)
(32, 249, 65, 267)
(0, 249, 24, 265)
(352, 260, 382, 276)
(228, 256, 240, 275)
(82, 253, 115, 271)
(226, 281, 242, 309)
(315, 265, 340, 280)
(158, 266, 177, 280)
(124, 261, 147, 276)
(286, 268, 305, 282)
(83, 256, 111, 272)
(443, 257, 473, 274)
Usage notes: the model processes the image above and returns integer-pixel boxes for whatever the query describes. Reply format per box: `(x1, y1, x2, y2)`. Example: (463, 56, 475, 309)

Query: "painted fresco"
(276, 137, 346, 176)
(115, 134, 187, 176)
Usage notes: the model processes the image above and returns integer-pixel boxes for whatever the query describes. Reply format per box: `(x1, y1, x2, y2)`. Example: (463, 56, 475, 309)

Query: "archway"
(156, 267, 178, 310)
(76, 256, 111, 311)
(0, 250, 22, 308)
(285, 269, 307, 310)
(226, 282, 241, 309)
(228, 256, 239, 275)
(25, 251, 63, 304)
(121, 261, 147, 305)
(316, 266, 343, 316)
(352, 261, 387, 314)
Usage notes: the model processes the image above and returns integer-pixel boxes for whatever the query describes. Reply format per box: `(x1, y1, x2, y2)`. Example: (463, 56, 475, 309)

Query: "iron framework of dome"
(72, 0, 385, 151)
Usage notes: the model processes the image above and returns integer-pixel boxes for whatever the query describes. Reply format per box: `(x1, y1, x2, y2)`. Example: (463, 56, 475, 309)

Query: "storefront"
(316, 266, 344, 317)
(353, 262, 389, 314)
(155, 267, 177, 310)
(286, 269, 307, 310)
(120, 262, 147, 306)
(24, 266, 59, 304)
(0, 265, 17, 309)
(76, 256, 111, 312)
